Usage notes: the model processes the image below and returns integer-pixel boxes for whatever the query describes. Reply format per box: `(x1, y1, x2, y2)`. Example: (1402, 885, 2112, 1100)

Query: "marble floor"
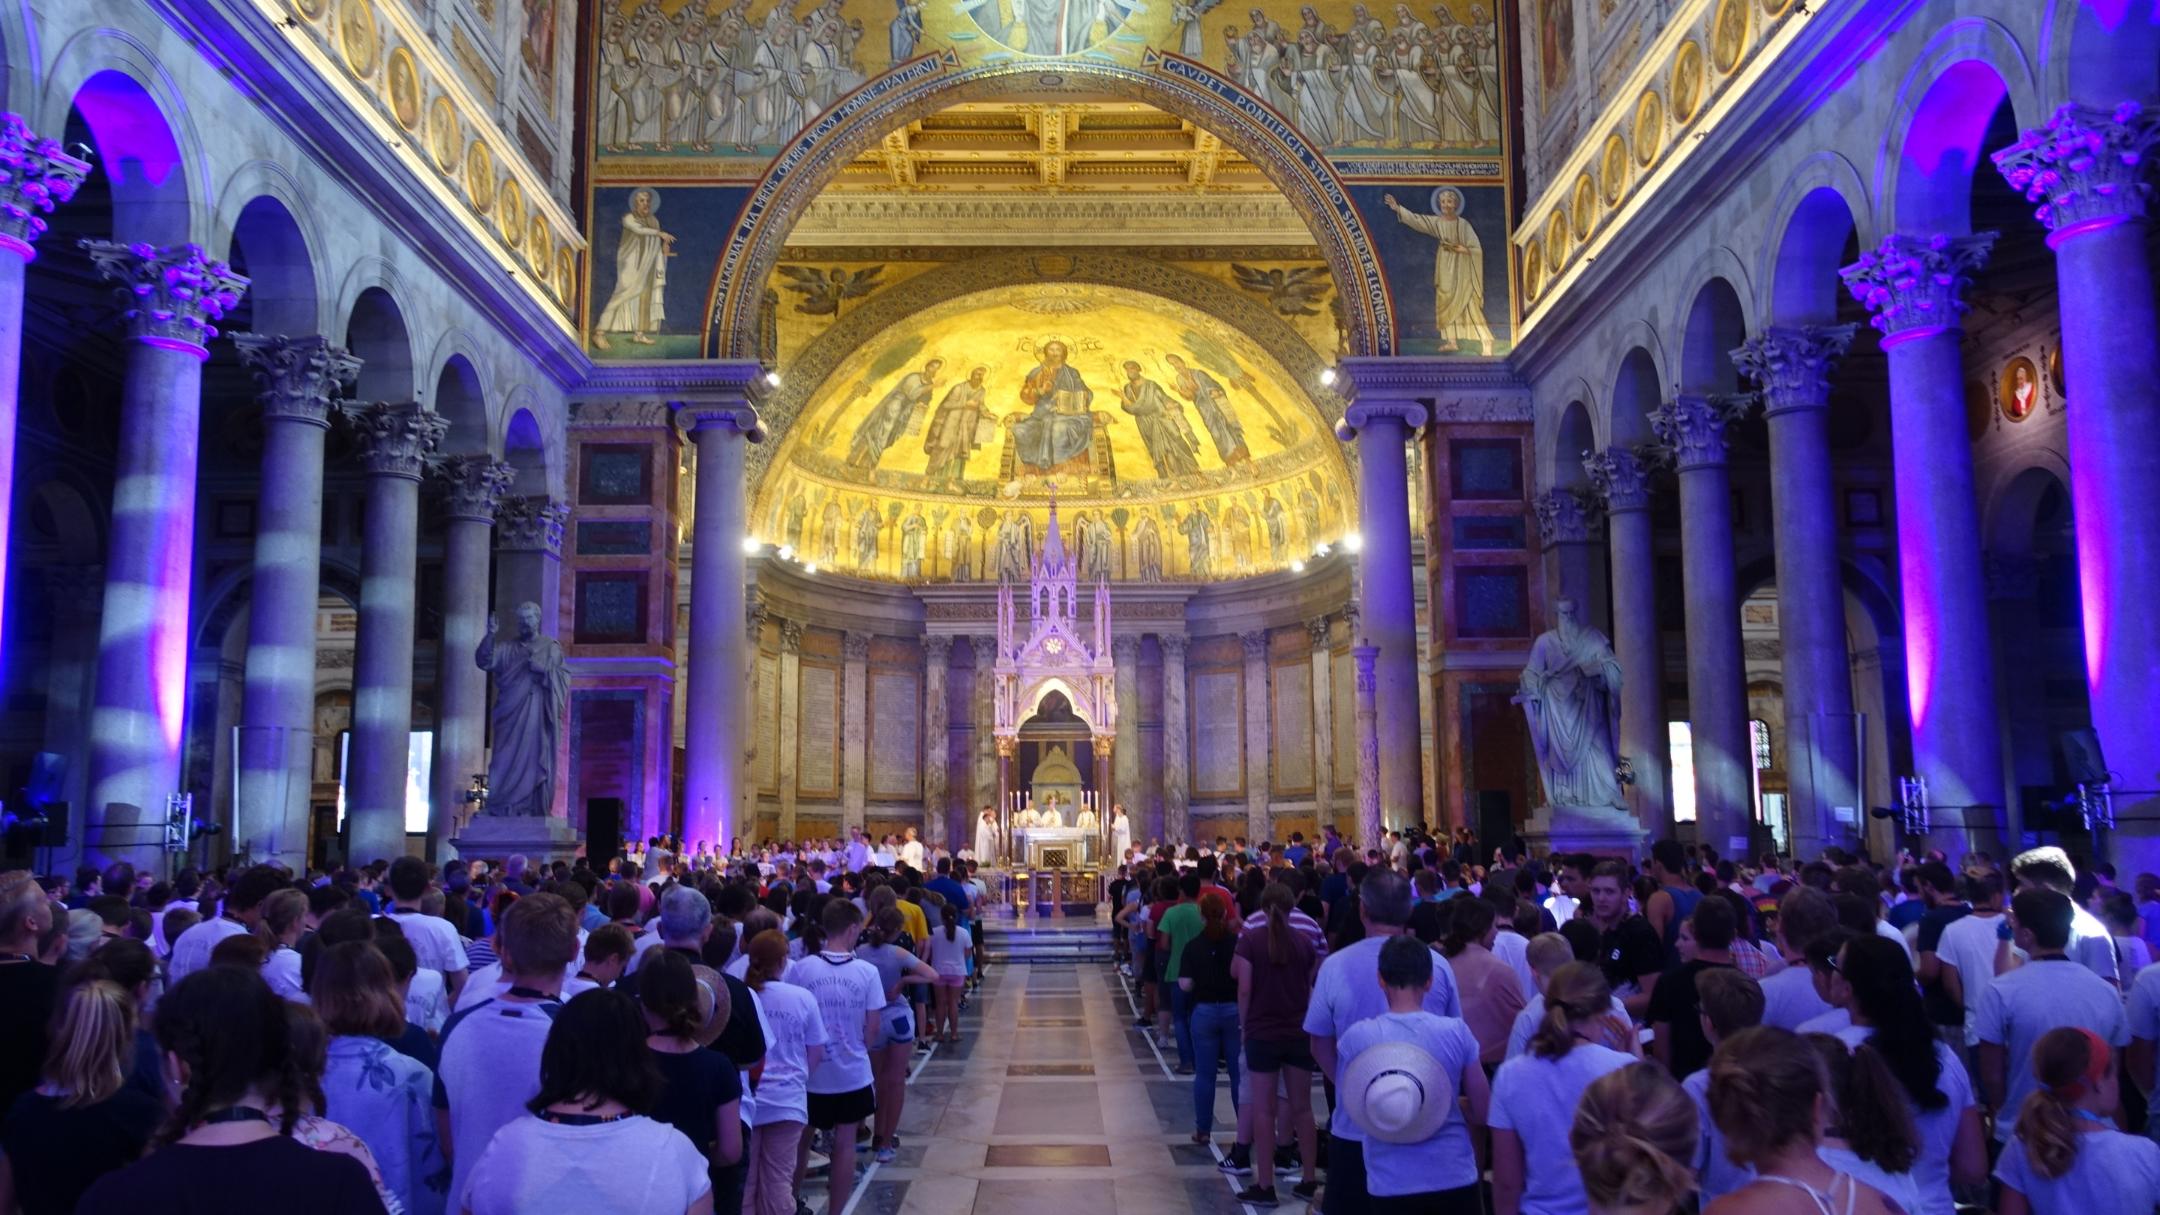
(814, 960, 1268, 1215)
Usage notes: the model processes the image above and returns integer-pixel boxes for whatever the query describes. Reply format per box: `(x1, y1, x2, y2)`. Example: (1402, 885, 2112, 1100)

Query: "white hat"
(1339, 1040, 1456, 1144)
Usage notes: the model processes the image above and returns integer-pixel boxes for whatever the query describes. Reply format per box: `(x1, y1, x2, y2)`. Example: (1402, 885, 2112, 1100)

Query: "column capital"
(431, 453, 519, 522)
(1335, 398, 1429, 440)
(924, 633, 954, 663)
(1730, 324, 1858, 417)
(1984, 553, 2041, 601)
(842, 630, 871, 663)
(1352, 644, 1380, 688)
(1583, 445, 1655, 513)
(1241, 629, 1271, 661)
(338, 401, 447, 479)
(0, 117, 89, 257)
(83, 239, 249, 359)
(971, 634, 1000, 664)
(746, 596, 769, 644)
(1840, 232, 1995, 347)
(1111, 633, 1141, 663)
(1993, 101, 2160, 242)
(996, 735, 1018, 758)
(495, 494, 571, 555)
(1157, 633, 1189, 663)
(233, 334, 361, 427)
(1648, 394, 1748, 472)
(1306, 615, 1333, 647)
(1094, 733, 1115, 756)
(781, 620, 805, 654)
(678, 399, 767, 442)
(1534, 487, 1604, 547)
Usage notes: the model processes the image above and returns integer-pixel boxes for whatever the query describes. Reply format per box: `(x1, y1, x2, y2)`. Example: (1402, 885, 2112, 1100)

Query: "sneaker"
(1233, 1185, 1280, 1207)
(1216, 1149, 1252, 1175)
(1274, 1147, 1299, 1172)
(875, 1146, 897, 1164)
(1291, 1178, 1321, 1203)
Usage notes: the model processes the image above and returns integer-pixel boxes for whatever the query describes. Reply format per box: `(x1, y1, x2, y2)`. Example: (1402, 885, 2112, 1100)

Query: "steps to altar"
(979, 907, 1116, 964)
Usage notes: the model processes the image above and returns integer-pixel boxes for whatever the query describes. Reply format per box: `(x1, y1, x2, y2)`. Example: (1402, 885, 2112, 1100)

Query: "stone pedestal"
(1522, 804, 1650, 857)
(451, 812, 585, 867)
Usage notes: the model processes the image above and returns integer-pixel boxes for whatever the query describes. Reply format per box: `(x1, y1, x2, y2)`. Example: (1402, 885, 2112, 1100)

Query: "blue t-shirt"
(1489, 1044, 1635, 1215)
(926, 876, 971, 912)
(1301, 935, 1462, 1142)
(1336, 1011, 1480, 1196)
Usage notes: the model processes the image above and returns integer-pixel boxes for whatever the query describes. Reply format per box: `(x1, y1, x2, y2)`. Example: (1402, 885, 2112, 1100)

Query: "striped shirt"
(1242, 908, 1328, 959)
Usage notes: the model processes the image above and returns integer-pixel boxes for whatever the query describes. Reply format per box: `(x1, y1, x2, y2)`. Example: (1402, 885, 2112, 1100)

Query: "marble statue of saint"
(1514, 596, 1626, 809)
(477, 602, 570, 817)
(1011, 341, 1097, 472)
(847, 359, 943, 468)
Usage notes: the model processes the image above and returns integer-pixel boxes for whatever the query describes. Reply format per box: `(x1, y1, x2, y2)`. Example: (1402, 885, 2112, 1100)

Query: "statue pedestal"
(451, 813, 585, 867)
(1523, 805, 1647, 858)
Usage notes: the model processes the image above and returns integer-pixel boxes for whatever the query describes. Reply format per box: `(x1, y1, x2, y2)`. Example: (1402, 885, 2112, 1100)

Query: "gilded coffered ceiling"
(828, 101, 1276, 194)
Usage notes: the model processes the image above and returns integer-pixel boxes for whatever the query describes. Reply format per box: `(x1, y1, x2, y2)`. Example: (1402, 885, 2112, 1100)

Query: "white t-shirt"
(437, 998, 560, 1205)
(1301, 934, 1462, 1142)
(1335, 1011, 1480, 1196)
(2127, 962, 2160, 1090)
(263, 944, 307, 1003)
(461, 1113, 710, 1215)
(383, 906, 468, 977)
(926, 927, 971, 978)
(1489, 1043, 1636, 1215)
(1504, 993, 1631, 1060)
(1757, 963, 1833, 1030)
(1796, 1006, 1853, 1036)
(454, 963, 595, 1011)
(1935, 911, 2005, 1045)
(1492, 930, 1536, 1002)
(784, 951, 884, 1094)
(1995, 1127, 2160, 1215)
(749, 979, 829, 1127)
(1684, 1067, 1754, 1203)
(405, 967, 447, 1034)
(1974, 958, 2129, 1141)
(167, 916, 248, 987)
(1833, 1028, 1974, 1215)
(2070, 905, 2122, 987)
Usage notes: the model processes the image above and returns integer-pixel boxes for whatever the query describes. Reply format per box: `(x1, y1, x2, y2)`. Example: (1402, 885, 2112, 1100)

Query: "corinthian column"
(340, 402, 447, 864)
(778, 622, 803, 842)
(1336, 396, 1429, 827)
(493, 495, 570, 635)
(1160, 634, 1190, 845)
(1733, 325, 1860, 858)
(0, 121, 87, 646)
(1843, 233, 2006, 851)
(82, 241, 248, 865)
(1997, 104, 2160, 867)
(1536, 488, 1608, 632)
(1648, 394, 1753, 855)
(231, 336, 358, 869)
(679, 399, 763, 847)
(922, 635, 952, 850)
(1584, 447, 1669, 837)
(1353, 645, 1382, 852)
(840, 631, 870, 834)
(1112, 634, 1140, 821)
(1308, 616, 1336, 833)
(1241, 629, 1272, 845)
(429, 455, 517, 860)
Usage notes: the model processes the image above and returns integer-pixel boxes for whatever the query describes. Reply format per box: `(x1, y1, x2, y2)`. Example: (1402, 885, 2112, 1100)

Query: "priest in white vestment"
(975, 808, 1001, 865)
(1383, 188, 1496, 355)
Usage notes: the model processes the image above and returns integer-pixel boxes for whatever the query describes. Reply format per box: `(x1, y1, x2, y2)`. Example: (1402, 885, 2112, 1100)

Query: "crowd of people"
(1113, 832, 2160, 1215)
(0, 844, 988, 1214)
(7, 826, 2160, 1215)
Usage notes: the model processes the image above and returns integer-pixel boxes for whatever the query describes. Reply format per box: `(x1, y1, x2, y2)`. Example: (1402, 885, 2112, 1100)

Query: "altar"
(1011, 826, 1101, 916)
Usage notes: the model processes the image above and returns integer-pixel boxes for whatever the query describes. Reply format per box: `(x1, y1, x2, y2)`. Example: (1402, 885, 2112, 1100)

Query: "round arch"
(705, 55, 1394, 359)
(503, 406, 548, 497)
(226, 193, 319, 336)
(1984, 458, 2076, 555)
(1610, 345, 1664, 446)
(344, 286, 415, 403)
(1877, 19, 2040, 236)
(2041, 0, 2160, 111)
(1678, 276, 1750, 395)
(51, 58, 200, 245)
(433, 353, 490, 455)
(1760, 156, 1872, 326)
(1544, 387, 1599, 490)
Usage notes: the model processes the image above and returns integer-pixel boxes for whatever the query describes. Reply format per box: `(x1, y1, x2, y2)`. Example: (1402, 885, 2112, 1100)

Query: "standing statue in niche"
(1513, 596, 1626, 810)
(478, 602, 570, 817)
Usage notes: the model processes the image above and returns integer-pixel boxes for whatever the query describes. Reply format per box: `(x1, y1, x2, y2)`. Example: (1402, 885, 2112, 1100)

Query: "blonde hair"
(262, 888, 308, 939)
(1571, 1063, 1699, 1213)
(1526, 931, 1573, 977)
(1531, 962, 1615, 1059)
(1708, 1027, 1824, 1167)
(0, 871, 45, 941)
(2016, 1027, 2111, 1180)
(43, 979, 136, 1107)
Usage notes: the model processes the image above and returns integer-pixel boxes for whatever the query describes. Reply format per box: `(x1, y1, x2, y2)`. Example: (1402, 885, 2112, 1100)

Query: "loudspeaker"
(25, 753, 65, 807)
(586, 798, 624, 861)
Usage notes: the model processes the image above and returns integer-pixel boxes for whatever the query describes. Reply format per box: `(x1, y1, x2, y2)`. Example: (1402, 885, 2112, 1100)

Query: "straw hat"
(1338, 1039, 1456, 1144)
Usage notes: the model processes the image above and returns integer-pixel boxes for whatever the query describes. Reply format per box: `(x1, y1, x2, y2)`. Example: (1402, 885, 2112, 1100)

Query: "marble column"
(230, 335, 359, 870)
(0, 122, 87, 652)
(777, 622, 803, 840)
(340, 402, 447, 864)
(679, 401, 762, 848)
(1112, 634, 1140, 819)
(82, 242, 248, 865)
(493, 495, 569, 632)
(1353, 645, 1382, 853)
(1241, 630, 1272, 844)
(1535, 488, 1610, 634)
(1649, 394, 1754, 856)
(840, 631, 869, 833)
(1585, 447, 1670, 837)
(1998, 104, 2160, 866)
(1733, 326, 1861, 858)
(1843, 233, 2007, 851)
(428, 455, 516, 860)
(1160, 634, 1190, 846)
(995, 737, 1015, 865)
(1308, 617, 1336, 833)
(1337, 399, 1428, 829)
(922, 635, 952, 850)
(971, 635, 999, 835)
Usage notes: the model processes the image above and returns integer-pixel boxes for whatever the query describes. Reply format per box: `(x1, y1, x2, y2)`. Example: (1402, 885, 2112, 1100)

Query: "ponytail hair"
(2016, 1027, 2113, 1180)
(1708, 1027, 1824, 1168)
(1571, 1063, 1699, 1214)
(1531, 962, 1614, 1060)
(1442, 895, 1496, 959)
(745, 929, 791, 991)
(1806, 1033, 1919, 1174)
(1261, 882, 1295, 965)
(1199, 889, 1232, 940)
(635, 948, 708, 1041)
(941, 900, 959, 941)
